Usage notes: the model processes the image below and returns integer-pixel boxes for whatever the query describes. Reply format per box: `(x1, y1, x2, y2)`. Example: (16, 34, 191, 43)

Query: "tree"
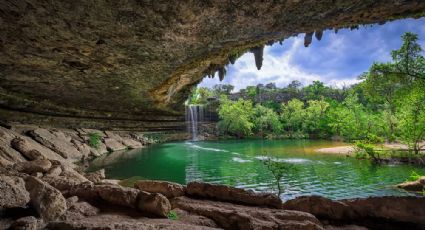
(252, 105, 282, 135)
(391, 32, 425, 81)
(396, 84, 425, 154)
(305, 99, 330, 136)
(218, 96, 254, 138)
(303, 81, 329, 101)
(213, 84, 234, 96)
(280, 99, 307, 135)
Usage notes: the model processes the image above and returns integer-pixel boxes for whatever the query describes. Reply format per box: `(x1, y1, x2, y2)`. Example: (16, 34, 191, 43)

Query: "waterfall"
(186, 105, 205, 141)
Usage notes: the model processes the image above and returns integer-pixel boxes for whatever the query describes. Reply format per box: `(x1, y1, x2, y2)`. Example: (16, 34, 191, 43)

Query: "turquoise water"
(89, 139, 425, 200)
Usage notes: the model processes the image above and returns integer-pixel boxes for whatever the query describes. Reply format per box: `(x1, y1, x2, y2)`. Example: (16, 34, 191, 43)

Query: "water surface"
(89, 139, 425, 200)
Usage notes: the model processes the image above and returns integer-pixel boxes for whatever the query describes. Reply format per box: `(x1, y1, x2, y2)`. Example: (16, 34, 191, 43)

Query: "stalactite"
(304, 32, 313, 47)
(228, 54, 237, 64)
(218, 67, 226, 81)
(315, 30, 323, 41)
(250, 45, 264, 70)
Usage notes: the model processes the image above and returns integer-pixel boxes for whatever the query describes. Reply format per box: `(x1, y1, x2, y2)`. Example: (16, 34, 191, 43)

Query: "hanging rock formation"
(1, 1, 425, 130)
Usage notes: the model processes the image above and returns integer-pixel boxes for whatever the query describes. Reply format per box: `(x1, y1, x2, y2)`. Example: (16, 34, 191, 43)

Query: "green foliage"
(396, 84, 425, 154)
(218, 96, 254, 138)
(252, 105, 281, 135)
(406, 171, 421, 182)
(167, 210, 179, 220)
(354, 141, 377, 159)
(210, 32, 425, 153)
(261, 157, 293, 196)
(88, 132, 101, 149)
(188, 87, 213, 105)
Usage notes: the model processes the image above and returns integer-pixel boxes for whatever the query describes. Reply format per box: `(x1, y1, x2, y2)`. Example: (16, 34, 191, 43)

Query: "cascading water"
(186, 105, 205, 141)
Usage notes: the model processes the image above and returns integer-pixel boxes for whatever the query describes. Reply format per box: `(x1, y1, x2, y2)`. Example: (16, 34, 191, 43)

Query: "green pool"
(89, 139, 425, 200)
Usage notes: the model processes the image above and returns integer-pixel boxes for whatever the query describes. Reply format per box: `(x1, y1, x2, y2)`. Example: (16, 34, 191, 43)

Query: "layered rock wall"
(1, 1, 425, 129)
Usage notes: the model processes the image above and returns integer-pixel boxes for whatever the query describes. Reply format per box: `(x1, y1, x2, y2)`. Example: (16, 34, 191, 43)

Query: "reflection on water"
(88, 139, 425, 200)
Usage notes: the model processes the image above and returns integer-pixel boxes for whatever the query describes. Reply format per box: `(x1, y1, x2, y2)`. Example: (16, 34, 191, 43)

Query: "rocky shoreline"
(1, 125, 425, 229)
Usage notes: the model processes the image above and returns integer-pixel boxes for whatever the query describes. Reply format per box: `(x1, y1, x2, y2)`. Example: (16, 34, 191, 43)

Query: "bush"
(407, 171, 421, 182)
(167, 210, 179, 220)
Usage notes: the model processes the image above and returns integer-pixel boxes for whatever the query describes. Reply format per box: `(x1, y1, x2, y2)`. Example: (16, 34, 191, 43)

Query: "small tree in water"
(262, 157, 293, 197)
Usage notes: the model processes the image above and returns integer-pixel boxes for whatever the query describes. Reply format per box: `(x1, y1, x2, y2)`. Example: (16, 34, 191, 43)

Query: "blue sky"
(199, 17, 425, 91)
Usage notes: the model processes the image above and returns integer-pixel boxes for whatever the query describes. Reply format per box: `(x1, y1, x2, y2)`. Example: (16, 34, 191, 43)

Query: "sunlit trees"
(280, 99, 307, 136)
(252, 105, 282, 135)
(218, 96, 254, 138)
(397, 84, 425, 154)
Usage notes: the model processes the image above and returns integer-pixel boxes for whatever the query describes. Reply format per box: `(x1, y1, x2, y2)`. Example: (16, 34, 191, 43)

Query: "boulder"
(397, 180, 424, 191)
(0, 139, 27, 164)
(85, 169, 106, 183)
(103, 138, 127, 152)
(121, 138, 143, 149)
(282, 196, 425, 226)
(186, 182, 282, 208)
(25, 176, 67, 221)
(11, 137, 45, 160)
(11, 216, 41, 230)
(0, 129, 69, 166)
(13, 159, 52, 174)
(96, 184, 139, 208)
(172, 196, 322, 230)
(66, 196, 99, 217)
(48, 213, 221, 229)
(137, 191, 171, 217)
(134, 180, 185, 198)
(282, 196, 354, 220)
(28, 129, 83, 160)
(345, 196, 425, 225)
(397, 176, 425, 191)
(0, 175, 30, 209)
(173, 208, 218, 228)
(46, 165, 62, 177)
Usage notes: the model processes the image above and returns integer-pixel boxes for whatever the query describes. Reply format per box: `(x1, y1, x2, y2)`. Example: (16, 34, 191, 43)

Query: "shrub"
(88, 132, 101, 149)
(407, 171, 421, 182)
(167, 210, 179, 220)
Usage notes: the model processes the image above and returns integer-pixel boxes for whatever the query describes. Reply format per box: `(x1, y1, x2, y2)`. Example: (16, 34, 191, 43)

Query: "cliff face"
(1, 0, 425, 130)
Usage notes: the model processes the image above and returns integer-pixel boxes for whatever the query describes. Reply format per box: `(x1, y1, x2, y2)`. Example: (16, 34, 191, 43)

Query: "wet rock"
(103, 138, 127, 151)
(397, 176, 425, 191)
(85, 169, 106, 183)
(14, 159, 52, 174)
(25, 176, 67, 221)
(28, 129, 83, 160)
(11, 216, 40, 230)
(11, 137, 44, 160)
(137, 191, 171, 217)
(134, 180, 185, 198)
(0, 176, 30, 209)
(186, 182, 281, 208)
(172, 196, 322, 230)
